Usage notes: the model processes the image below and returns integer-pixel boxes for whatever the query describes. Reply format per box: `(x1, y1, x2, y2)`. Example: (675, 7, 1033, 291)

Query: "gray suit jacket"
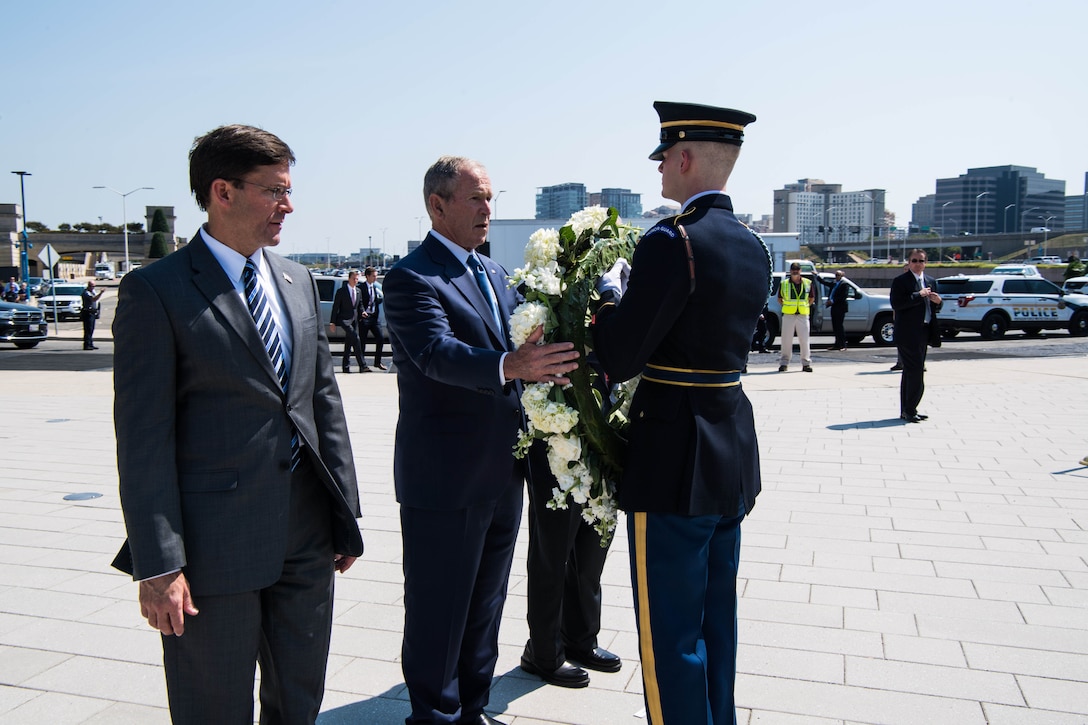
(111, 232, 362, 596)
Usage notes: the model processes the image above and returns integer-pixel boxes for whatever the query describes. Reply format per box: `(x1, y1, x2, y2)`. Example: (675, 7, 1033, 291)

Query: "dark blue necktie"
(468, 252, 502, 330)
(243, 259, 302, 471)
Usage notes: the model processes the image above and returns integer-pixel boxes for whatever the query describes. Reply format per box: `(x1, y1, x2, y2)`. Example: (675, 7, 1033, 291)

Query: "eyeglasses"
(909, 258, 926, 263)
(229, 178, 292, 201)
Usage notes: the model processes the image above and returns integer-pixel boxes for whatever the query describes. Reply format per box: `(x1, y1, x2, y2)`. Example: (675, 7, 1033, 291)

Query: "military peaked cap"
(650, 101, 757, 160)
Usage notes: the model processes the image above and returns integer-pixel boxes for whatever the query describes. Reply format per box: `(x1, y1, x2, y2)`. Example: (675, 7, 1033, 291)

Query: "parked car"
(0, 299, 48, 348)
(761, 272, 895, 347)
(312, 274, 388, 343)
(991, 264, 1040, 277)
(37, 284, 85, 321)
(26, 277, 49, 296)
(1026, 256, 1062, 265)
(935, 274, 1088, 339)
(1063, 277, 1088, 294)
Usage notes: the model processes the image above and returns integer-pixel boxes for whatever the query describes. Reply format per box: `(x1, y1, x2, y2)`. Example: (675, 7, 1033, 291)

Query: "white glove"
(597, 258, 631, 297)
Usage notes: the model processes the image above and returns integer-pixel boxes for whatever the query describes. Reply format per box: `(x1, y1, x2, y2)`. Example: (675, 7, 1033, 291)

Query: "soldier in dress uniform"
(592, 101, 771, 725)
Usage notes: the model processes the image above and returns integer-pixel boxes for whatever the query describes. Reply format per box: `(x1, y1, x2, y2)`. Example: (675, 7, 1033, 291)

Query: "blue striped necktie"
(243, 259, 302, 471)
(468, 252, 502, 330)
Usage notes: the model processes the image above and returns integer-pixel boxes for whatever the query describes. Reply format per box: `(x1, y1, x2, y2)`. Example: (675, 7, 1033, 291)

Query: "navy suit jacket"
(890, 270, 942, 346)
(111, 232, 363, 594)
(383, 234, 525, 509)
(593, 193, 770, 517)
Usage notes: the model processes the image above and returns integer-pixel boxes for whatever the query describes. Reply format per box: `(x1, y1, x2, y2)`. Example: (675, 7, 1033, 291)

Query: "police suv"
(935, 274, 1088, 339)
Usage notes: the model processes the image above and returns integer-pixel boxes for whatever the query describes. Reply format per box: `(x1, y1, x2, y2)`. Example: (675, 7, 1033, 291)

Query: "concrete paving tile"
(329, 621, 402, 661)
(982, 703, 1088, 725)
(972, 580, 1049, 603)
(1020, 603, 1088, 630)
(323, 655, 410, 697)
(491, 673, 645, 725)
(844, 655, 1024, 705)
(899, 544, 1087, 572)
(932, 561, 1071, 586)
(871, 557, 936, 577)
(1, 690, 113, 724)
(740, 599, 843, 628)
(0, 587, 112, 621)
(742, 620, 883, 658)
(744, 580, 811, 603)
(738, 644, 844, 684)
(0, 684, 40, 717)
(737, 672, 987, 724)
(782, 565, 978, 598)
(1042, 586, 1088, 608)
(748, 711, 845, 724)
(318, 690, 409, 724)
(870, 528, 985, 549)
(917, 614, 1088, 654)
(882, 634, 966, 667)
(20, 655, 166, 708)
(82, 701, 172, 724)
(812, 552, 873, 572)
(876, 591, 1025, 623)
(784, 537, 901, 558)
(1018, 674, 1088, 714)
(0, 645, 71, 685)
(811, 586, 877, 610)
(843, 609, 917, 636)
(0, 618, 162, 666)
(964, 643, 1088, 681)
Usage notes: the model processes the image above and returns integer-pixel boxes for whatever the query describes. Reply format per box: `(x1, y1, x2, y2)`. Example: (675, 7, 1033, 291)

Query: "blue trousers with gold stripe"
(628, 510, 744, 725)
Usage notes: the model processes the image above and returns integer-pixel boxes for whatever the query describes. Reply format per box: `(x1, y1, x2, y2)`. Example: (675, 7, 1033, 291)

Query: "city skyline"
(4, 1, 1084, 258)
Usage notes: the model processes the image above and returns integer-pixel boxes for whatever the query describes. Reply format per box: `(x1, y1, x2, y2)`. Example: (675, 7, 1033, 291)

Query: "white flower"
(546, 433, 582, 468)
(510, 259, 563, 296)
(567, 206, 610, 237)
(525, 228, 560, 268)
(521, 383, 579, 435)
(509, 301, 550, 347)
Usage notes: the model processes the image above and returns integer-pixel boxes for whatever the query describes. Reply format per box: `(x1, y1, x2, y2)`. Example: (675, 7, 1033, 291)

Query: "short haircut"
(790, 262, 802, 272)
(347, 270, 359, 280)
(189, 125, 295, 211)
(423, 156, 486, 206)
(364, 266, 376, 276)
(910, 248, 927, 260)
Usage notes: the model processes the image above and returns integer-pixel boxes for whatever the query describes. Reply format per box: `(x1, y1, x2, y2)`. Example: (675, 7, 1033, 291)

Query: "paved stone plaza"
(1, 351, 1086, 724)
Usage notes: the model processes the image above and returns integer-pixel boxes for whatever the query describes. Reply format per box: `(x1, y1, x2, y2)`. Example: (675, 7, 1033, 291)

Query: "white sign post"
(38, 244, 60, 335)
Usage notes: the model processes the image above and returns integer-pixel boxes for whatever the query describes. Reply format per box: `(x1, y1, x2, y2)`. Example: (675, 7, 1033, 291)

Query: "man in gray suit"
(111, 125, 364, 724)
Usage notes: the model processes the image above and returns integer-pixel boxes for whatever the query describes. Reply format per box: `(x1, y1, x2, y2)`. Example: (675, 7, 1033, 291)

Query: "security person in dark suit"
(329, 269, 366, 372)
(593, 101, 771, 725)
(80, 280, 104, 350)
(890, 249, 942, 423)
(818, 270, 850, 350)
(358, 266, 386, 370)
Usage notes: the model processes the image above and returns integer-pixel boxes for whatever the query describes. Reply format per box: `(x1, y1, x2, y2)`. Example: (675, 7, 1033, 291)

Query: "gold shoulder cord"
(675, 223, 696, 294)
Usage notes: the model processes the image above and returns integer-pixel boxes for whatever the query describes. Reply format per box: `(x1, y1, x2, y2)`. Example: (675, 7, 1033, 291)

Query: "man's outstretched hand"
(503, 326, 580, 384)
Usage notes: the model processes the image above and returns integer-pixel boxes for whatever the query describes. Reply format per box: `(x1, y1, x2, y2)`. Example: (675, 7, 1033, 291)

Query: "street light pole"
(1020, 206, 1039, 235)
(93, 186, 153, 275)
(941, 201, 953, 239)
(1003, 204, 1015, 234)
(11, 171, 31, 281)
(493, 190, 506, 220)
(1042, 215, 1055, 255)
(974, 191, 991, 236)
(414, 215, 426, 240)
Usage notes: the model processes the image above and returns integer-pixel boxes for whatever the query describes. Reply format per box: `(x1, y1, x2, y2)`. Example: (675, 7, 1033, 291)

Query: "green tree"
(126, 222, 145, 233)
(26, 221, 50, 232)
(148, 231, 170, 258)
(1064, 256, 1085, 280)
(150, 208, 170, 234)
(57, 223, 72, 232)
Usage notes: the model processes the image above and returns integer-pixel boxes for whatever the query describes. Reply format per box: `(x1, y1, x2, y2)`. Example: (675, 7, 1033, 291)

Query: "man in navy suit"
(112, 125, 363, 723)
(383, 156, 580, 725)
(330, 269, 366, 372)
(358, 266, 386, 370)
(890, 249, 942, 422)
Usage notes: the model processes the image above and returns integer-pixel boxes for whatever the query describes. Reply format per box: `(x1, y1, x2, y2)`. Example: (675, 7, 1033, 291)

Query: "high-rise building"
(772, 179, 885, 248)
(536, 183, 588, 220)
(923, 165, 1066, 236)
(598, 188, 642, 219)
(1064, 173, 1087, 231)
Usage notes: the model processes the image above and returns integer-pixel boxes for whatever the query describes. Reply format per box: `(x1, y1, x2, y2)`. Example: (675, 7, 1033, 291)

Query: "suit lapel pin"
(282, 272, 293, 284)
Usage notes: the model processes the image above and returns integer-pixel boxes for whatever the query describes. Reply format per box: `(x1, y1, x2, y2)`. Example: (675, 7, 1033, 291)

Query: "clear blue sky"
(3, 0, 1084, 258)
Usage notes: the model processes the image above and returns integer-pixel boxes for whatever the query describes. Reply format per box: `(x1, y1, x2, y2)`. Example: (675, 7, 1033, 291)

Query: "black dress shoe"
(375, 363, 389, 371)
(566, 646, 622, 673)
(915, 413, 929, 420)
(901, 413, 923, 423)
(519, 656, 590, 688)
(342, 368, 351, 373)
(457, 714, 507, 725)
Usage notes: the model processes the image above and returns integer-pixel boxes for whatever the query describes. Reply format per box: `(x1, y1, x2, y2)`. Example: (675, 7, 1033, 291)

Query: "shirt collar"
(430, 229, 475, 267)
(681, 190, 727, 212)
(200, 226, 267, 284)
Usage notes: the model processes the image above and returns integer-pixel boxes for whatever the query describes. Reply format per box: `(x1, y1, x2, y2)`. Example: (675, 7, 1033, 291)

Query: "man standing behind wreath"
(111, 124, 363, 724)
(592, 101, 770, 725)
(383, 156, 579, 725)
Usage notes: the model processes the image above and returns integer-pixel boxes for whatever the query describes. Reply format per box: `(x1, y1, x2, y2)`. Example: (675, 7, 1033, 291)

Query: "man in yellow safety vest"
(777, 261, 815, 372)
